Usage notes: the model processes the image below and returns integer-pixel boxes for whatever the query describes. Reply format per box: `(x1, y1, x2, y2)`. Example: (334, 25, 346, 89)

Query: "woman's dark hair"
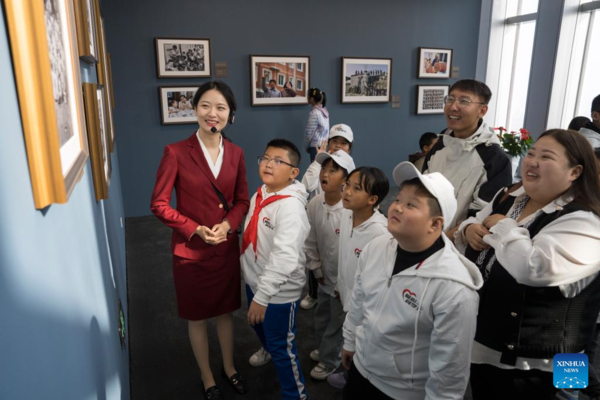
(192, 81, 237, 139)
(539, 129, 600, 216)
(308, 87, 327, 107)
(568, 116, 591, 132)
(347, 166, 389, 208)
(283, 81, 293, 89)
(419, 132, 439, 151)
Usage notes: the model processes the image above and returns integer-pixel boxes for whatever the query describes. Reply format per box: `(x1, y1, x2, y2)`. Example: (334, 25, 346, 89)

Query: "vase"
(509, 155, 521, 183)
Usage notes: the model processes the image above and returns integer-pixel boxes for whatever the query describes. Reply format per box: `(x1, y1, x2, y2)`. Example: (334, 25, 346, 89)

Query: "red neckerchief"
(241, 186, 290, 260)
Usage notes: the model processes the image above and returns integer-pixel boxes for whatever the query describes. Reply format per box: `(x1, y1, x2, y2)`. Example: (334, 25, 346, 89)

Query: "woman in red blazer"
(151, 81, 249, 399)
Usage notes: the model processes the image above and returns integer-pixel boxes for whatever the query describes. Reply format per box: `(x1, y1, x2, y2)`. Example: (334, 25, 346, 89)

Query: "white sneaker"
(249, 347, 271, 366)
(300, 295, 318, 310)
(310, 349, 320, 362)
(310, 362, 336, 380)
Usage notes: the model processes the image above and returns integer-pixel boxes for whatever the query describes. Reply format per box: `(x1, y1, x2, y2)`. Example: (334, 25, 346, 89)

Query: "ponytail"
(308, 87, 326, 107)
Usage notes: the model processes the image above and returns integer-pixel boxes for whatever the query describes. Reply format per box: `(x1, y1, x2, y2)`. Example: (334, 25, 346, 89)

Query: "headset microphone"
(210, 127, 217, 133)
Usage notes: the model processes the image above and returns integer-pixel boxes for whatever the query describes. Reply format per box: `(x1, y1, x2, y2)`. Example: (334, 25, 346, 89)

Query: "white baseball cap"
(316, 150, 356, 174)
(392, 161, 456, 230)
(329, 124, 354, 143)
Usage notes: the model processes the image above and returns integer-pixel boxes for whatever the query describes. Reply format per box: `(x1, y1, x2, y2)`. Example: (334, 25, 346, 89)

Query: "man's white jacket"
(336, 209, 388, 312)
(241, 180, 310, 306)
(343, 233, 483, 400)
(305, 194, 344, 296)
(423, 121, 512, 228)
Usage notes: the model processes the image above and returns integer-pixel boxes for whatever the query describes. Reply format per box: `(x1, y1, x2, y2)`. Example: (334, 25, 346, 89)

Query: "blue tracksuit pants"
(246, 285, 308, 400)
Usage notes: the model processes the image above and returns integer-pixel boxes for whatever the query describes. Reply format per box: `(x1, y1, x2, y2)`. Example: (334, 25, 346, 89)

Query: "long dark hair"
(192, 81, 237, 140)
(308, 87, 326, 107)
(539, 129, 600, 216)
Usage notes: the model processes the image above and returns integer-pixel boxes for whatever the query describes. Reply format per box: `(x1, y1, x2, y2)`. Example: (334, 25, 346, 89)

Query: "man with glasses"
(422, 79, 512, 241)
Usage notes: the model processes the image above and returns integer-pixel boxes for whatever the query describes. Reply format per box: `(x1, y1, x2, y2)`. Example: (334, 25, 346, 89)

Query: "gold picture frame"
(4, 0, 89, 209)
(94, 8, 115, 152)
(73, 0, 97, 63)
(82, 83, 111, 201)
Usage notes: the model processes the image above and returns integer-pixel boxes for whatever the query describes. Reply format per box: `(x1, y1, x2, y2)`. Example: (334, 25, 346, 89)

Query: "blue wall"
(103, 0, 483, 217)
(0, 4, 130, 399)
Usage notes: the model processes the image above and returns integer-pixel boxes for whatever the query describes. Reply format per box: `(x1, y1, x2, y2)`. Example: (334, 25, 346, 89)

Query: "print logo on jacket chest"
(354, 248, 362, 258)
(262, 217, 275, 230)
(335, 228, 340, 237)
(402, 289, 421, 310)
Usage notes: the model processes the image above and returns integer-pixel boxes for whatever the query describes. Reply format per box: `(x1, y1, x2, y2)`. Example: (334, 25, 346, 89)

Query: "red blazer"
(151, 133, 250, 261)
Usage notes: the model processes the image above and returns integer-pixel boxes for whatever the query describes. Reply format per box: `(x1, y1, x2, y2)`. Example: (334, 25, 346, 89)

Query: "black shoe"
(221, 369, 247, 394)
(205, 385, 221, 399)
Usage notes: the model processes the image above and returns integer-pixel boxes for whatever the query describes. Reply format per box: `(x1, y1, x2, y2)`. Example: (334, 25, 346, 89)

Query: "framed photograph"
(250, 55, 310, 106)
(155, 38, 211, 78)
(82, 83, 111, 200)
(73, 0, 97, 63)
(416, 85, 450, 115)
(341, 57, 392, 104)
(4, 0, 89, 209)
(418, 47, 452, 79)
(94, 13, 115, 151)
(159, 86, 199, 125)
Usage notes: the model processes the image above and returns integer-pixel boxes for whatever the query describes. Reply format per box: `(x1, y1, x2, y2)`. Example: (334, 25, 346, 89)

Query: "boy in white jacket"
(327, 166, 390, 389)
(300, 123, 355, 310)
(341, 161, 483, 400)
(242, 139, 310, 400)
(304, 151, 356, 380)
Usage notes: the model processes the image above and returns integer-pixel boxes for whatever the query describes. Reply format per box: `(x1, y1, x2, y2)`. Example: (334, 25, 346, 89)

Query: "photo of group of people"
(342, 58, 392, 103)
(418, 47, 452, 78)
(159, 87, 198, 125)
(250, 56, 310, 106)
(155, 38, 211, 78)
(164, 43, 205, 72)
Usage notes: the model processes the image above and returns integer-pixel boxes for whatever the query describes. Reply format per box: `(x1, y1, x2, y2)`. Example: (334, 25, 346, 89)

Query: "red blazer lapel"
(217, 139, 235, 187)
(185, 133, 221, 190)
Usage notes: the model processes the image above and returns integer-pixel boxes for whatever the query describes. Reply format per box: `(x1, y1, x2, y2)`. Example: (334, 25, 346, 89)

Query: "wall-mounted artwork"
(250, 55, 310, 106)
(83, 83, 111, 200)
(156, 38, 211, 78)
(73, 0, 97, 63)
(341, 57, 392, 103)
(416, 85, 450, 115)
(418, 47, 452, 79)
(159, 86, 199, 125)
(94, 12, 115, 152)
(4, 0, 89, 209)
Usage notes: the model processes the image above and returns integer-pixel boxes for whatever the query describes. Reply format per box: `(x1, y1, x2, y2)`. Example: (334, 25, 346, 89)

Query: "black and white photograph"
(45, 0, 85, 177)
(155, 38, 211, 78)
(250, 55, 310, 106)
(418, 47, 453, 78)
(159, 86, 199, 125)
(416, 84, 449, 115)
(341, 57, 392, 103)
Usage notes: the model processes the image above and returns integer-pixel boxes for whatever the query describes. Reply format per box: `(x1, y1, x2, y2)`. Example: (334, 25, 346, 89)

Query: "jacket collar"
(186, 133, 233, 192)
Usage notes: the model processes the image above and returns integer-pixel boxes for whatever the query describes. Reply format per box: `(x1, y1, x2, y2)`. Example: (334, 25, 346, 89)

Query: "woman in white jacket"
(342, 162, 483, 400)
(455, 129, 600, 399)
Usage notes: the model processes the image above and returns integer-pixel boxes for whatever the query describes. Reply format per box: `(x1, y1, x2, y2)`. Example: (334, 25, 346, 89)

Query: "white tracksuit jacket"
(301, 160, 323, 199)
(336, 209, 388, 312)
(304, 194, 344, 296)
(343, 233, 483, 400)
(241, 180, 310, 307)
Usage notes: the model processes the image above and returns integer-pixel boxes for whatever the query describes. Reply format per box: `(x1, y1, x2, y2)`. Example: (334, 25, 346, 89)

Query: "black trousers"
(470, 363, 558, 400)
(308, 270, 318, 299)
(343, 362, 393, 400)
(583, 323, 600, 398)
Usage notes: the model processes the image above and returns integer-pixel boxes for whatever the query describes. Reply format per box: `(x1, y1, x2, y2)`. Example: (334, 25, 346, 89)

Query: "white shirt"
(197, 130, 224, 179)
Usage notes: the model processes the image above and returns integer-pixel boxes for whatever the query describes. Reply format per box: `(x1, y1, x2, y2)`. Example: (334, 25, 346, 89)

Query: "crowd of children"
(154, 79, 600, 400)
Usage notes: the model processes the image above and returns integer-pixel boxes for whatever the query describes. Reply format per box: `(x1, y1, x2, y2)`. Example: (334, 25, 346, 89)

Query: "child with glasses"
(242, 139, 310, 400)
(423, 79, 512, 242)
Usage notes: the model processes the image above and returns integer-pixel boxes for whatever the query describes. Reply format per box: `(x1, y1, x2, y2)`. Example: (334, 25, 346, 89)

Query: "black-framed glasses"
(443, 95, 486, 108)
(257, 156, 297, 168)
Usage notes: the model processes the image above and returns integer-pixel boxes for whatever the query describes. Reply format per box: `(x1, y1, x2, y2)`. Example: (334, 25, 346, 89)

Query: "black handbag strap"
(211, 182, 230, 212)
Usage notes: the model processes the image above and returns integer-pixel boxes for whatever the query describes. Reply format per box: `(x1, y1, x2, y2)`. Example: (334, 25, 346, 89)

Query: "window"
(297, 63, 304, 72)
(288, 63, 294, 68)
(486, 0, 539, 131)
(547, 0, 600, 129)
(288, 77, 295, 86)
(262, 69, 272, 82)
(296, 78, 303, 91)
(277, 73, 285, 86)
